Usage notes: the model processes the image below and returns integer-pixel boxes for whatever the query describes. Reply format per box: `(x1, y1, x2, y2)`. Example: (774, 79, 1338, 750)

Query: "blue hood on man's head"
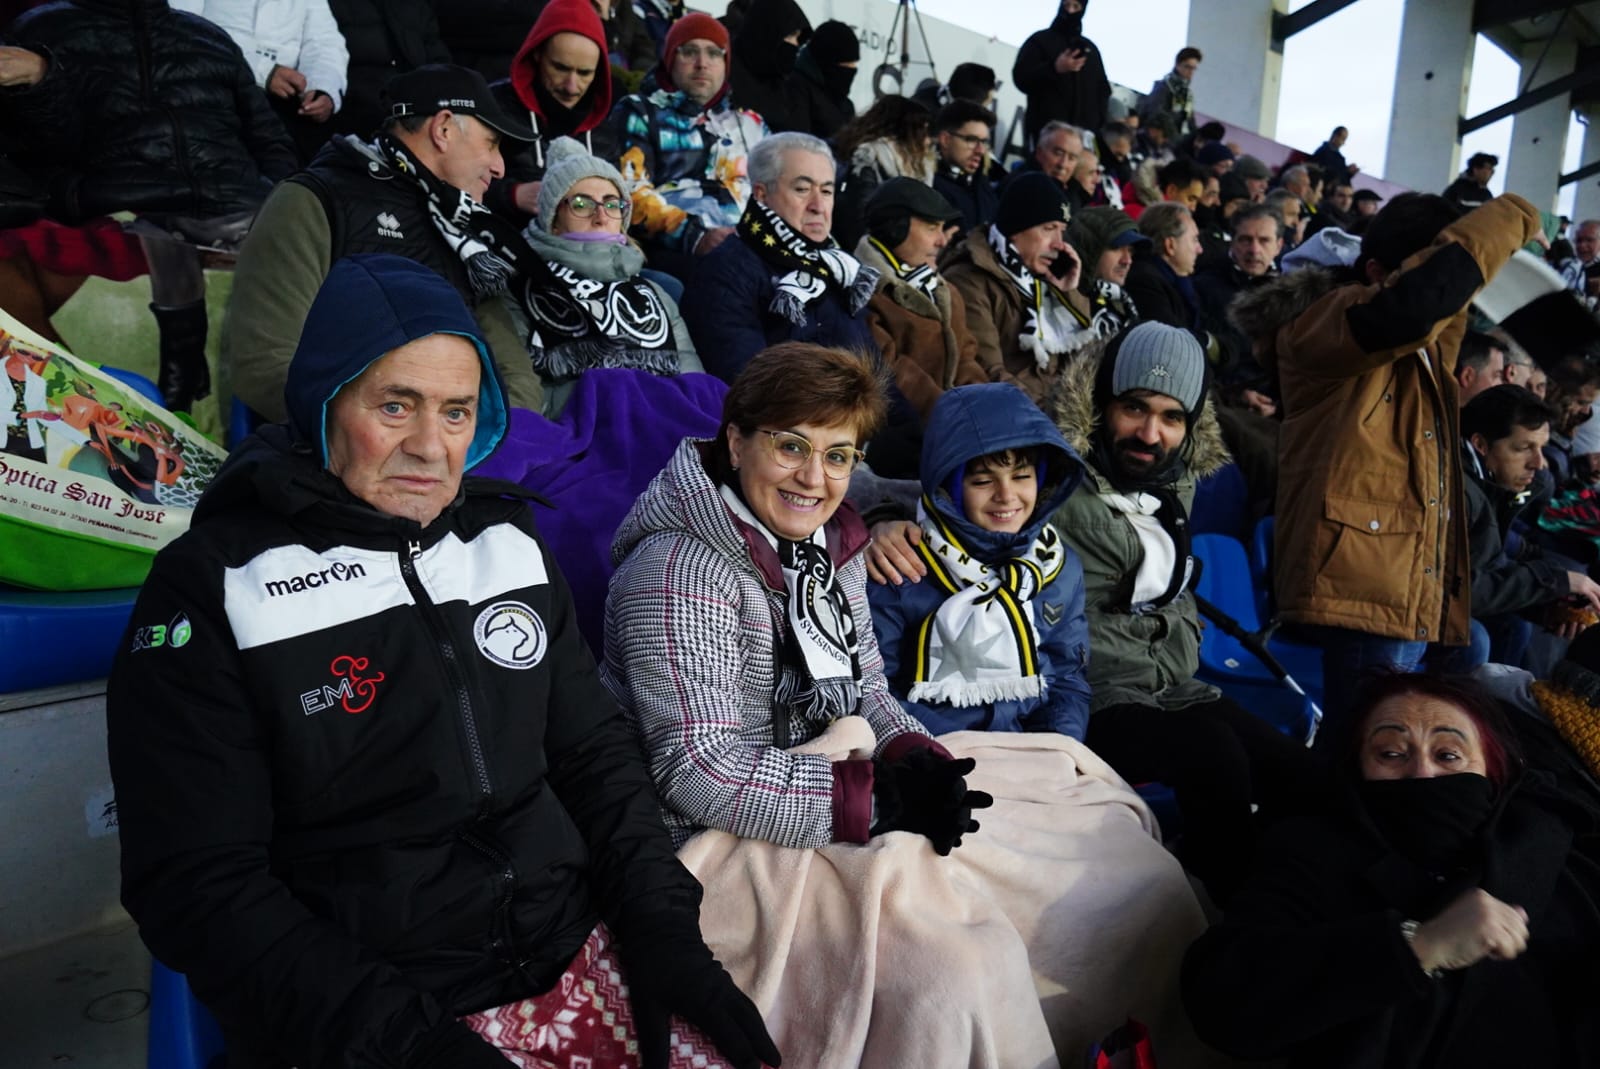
(285, 254, 509, 472)
(919, 383, 1083, 555)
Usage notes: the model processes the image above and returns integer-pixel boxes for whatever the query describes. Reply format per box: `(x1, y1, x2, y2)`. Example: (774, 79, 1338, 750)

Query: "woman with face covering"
(510, 136, 701, 415)
(782, 19, 860, 141)
(1183, 672, 1600, 1068)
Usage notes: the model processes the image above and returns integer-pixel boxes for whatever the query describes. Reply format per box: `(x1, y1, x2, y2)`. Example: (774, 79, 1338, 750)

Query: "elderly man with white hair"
(683, 130, 882, 382)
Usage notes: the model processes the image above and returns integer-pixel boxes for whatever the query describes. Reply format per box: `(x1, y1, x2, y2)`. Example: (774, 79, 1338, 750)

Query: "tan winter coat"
(1231, 194, 1542, 645)
(853, 236, 988, 420)
(942, 225, 1095, 404)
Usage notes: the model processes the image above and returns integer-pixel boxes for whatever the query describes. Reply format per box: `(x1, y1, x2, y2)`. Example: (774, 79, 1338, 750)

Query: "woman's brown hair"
(707, 343, 888, 483)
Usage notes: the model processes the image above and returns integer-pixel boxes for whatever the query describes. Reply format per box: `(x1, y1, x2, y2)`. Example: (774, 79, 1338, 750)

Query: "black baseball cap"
(1352, 189, 1383, 204)
(866, 177, 965, 229)
(383, 64, 535, 142)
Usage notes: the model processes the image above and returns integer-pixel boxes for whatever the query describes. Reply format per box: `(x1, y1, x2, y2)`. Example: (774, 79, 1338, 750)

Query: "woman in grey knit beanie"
(511, 136, 702, 415)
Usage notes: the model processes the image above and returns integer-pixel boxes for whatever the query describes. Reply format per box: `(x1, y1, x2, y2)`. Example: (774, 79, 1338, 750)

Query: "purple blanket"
(475, 369, 728, 653)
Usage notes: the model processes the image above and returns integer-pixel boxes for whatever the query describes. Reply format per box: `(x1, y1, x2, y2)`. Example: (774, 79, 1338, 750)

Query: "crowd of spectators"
(6, 0, 1600, 1066)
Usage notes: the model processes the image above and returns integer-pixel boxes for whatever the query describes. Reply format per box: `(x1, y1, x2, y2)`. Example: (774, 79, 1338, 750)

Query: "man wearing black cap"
(225, 64, 546, 423)
(1352, 188, 1383, 220)
(943, 171, 1091, 402)
(854, 178, 988, 422)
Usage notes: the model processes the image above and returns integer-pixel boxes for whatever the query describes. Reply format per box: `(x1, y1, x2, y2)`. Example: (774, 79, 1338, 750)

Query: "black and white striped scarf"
(719, 483, 862, 724)
(985, 224, 1093, 369)
(378, 135, 528, 298)
(866, 236, 942, 300)
(737, 197, 879, 326)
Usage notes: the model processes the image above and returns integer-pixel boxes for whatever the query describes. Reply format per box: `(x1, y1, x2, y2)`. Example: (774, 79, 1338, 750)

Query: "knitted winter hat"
(536, 136, 630, 232)
(996, 172, 1073, 237)
(1234, 154, 1270, 181)
(1197, 141, 1235, 166)
(665, 12, 729, 61)
(1108, 321, 1206, 412)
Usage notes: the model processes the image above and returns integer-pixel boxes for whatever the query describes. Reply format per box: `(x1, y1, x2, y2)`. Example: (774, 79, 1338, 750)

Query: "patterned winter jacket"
(610, 87, 767, 257)
(600, 438, 941, 849)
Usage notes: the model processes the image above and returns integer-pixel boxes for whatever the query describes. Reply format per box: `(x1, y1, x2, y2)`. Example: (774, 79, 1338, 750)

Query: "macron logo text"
(264, 561, 368, 598)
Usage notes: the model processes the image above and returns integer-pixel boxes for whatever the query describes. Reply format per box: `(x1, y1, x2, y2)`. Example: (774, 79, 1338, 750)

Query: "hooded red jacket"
(508, 0, 612, 135)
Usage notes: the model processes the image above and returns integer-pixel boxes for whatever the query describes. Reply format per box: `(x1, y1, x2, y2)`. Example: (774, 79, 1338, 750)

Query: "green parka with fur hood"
(1047, 342, 1230, 713)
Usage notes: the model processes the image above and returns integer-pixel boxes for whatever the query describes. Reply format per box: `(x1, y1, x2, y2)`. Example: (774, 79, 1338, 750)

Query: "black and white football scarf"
(737, 197, 879, 326)
(986, 224, 1093, 368)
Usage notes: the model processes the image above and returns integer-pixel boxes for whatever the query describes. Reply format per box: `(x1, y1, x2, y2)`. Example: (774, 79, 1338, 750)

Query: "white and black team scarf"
(378, 135, 530, 298)
(908, 496, 1065, 705)
(866, 236, 942, 301)
(719, 483, 862, 723)
(518, 256, 680, 378)
(985, 224, 1095, 369)
(737, 198, 879, 326)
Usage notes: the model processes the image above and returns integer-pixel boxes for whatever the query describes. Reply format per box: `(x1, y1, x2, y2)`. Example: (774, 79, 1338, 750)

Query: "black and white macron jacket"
(106, 429, 701, 1069)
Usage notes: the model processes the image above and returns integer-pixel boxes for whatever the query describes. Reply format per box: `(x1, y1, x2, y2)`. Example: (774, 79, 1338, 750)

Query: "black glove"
(871, 748, 994, 855)
(618, 928, 782, 1069)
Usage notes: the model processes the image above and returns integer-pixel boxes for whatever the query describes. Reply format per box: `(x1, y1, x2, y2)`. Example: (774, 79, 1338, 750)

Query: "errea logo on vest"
(264, 560, 368, 598)
(376, 211, 404, 239)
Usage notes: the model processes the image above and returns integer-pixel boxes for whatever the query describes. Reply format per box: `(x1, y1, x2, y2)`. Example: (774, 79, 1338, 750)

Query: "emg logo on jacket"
(473, 601, 547, 669)
(263, 560, 368, 598)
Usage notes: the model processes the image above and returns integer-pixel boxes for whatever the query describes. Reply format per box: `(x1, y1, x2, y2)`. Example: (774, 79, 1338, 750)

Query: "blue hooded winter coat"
(868, 383, 1093, 738)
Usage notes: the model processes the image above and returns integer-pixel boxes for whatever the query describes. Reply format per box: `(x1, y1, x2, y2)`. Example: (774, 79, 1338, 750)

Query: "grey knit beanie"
(536, 136, 630, 233)
(1110, 321, 1205, 412)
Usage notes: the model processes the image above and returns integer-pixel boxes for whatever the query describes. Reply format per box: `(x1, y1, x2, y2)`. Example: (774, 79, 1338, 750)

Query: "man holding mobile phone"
(1013, 0, 1111, 151)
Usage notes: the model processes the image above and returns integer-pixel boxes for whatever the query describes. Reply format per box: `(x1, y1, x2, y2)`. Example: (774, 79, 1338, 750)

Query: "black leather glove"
(618, 928, 782, 1069)
(871, 748, 994, 855)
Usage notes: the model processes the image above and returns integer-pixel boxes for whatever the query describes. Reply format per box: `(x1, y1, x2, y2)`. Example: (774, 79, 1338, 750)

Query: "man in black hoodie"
(728, 0, 810, 131)
(1013, 0, 1111, 149)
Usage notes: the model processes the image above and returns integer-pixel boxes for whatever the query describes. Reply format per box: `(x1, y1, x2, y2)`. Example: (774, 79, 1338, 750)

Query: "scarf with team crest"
(908, 494, 1066, 705)
(737, 197, 879, 325)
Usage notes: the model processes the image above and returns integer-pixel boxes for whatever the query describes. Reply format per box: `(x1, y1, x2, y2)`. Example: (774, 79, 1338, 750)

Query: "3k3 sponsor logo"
(299, 655, 385, 715)
(131, 613, 193, 653)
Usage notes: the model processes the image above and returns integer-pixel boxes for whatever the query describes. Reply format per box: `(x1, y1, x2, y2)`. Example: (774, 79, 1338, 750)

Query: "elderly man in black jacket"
(108, 253, 779, 1069)
(0, 0, 297, 413)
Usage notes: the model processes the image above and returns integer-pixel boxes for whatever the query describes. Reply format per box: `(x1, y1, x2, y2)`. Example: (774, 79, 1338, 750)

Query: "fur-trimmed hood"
(1226, 265, 1343, 375)
(1047, 337, 1229, 484)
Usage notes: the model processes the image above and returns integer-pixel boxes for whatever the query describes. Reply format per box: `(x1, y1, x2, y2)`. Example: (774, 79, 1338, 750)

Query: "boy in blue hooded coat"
(869, 382, 1092, 738)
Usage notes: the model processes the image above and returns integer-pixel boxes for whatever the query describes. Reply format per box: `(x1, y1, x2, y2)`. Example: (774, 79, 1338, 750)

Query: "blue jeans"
(1308, 623, 1488, 756)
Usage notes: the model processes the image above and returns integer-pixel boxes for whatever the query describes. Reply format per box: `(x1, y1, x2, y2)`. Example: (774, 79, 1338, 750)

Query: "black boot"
(150, 300, 211, 412)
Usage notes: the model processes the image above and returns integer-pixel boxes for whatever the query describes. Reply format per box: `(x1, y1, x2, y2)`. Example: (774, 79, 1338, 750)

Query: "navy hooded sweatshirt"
(868, 383, 1094, 738)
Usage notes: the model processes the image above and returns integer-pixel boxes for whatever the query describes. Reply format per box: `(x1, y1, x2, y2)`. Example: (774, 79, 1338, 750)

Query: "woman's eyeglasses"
(758, 429, 864, 480)
(561, 194, 627, 219)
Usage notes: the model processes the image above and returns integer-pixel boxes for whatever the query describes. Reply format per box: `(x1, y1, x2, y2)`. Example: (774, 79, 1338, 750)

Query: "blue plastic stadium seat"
(99, 365, 163, 406)
(149, 960, 225, 1069)
(1191, 533, 1319, 742)
(228, 397, 263, 451)
(1249, 515, 1275, 617)
(1190, 462, 1251, 540)
(0, 586, 140, 692)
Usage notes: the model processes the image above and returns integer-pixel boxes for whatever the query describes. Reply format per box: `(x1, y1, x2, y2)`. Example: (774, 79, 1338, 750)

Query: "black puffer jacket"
(326, 0, 452, 138)
(1, 0, 296, 222)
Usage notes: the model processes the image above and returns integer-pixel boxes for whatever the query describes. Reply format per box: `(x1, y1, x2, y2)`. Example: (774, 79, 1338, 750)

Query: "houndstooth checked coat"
(600, 438, 937, 849)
